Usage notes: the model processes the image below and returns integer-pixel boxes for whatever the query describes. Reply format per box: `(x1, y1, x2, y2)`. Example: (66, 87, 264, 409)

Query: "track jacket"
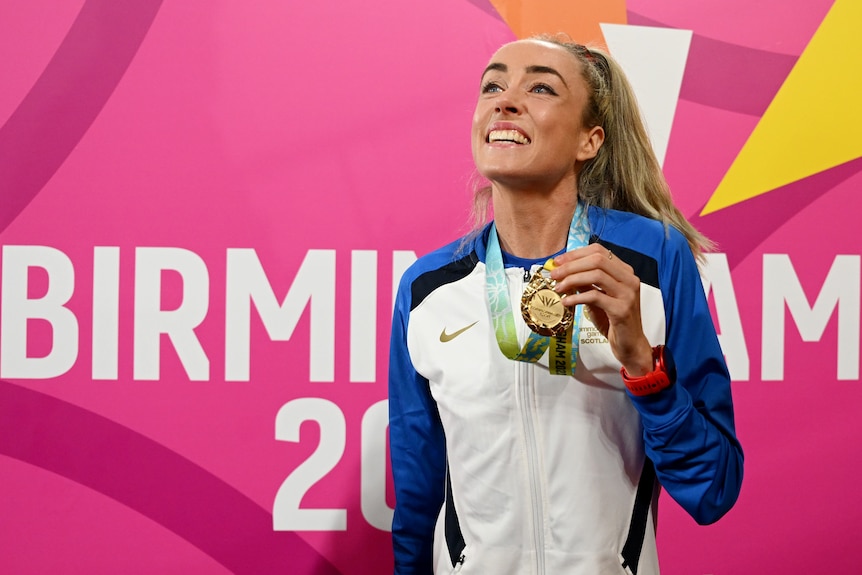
(389, 206, 743, 575)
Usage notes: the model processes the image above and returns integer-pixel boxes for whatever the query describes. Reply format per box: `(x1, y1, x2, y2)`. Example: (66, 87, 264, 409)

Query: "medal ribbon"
(485, 203, 590, 375)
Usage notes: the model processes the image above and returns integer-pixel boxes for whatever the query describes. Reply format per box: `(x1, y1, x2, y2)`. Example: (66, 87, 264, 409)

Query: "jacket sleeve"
(628, 228, 744, 525)
(389, 274, 447, 574)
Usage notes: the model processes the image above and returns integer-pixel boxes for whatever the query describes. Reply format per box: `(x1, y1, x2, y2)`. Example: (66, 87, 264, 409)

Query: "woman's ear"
(576, 125, 605, 161)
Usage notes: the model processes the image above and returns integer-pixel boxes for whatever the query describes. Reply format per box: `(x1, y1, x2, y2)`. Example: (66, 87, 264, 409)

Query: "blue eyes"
(480, 82, 557, 96)
(530, 83, 556, 95)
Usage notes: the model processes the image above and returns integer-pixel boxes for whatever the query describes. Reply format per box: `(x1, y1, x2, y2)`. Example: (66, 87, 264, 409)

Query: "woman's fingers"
(548, 243, 651, 367)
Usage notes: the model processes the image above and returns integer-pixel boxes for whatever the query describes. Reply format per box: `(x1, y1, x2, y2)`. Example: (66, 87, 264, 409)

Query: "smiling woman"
(388, 37, 743, 575)
(471, 41, 596, 236)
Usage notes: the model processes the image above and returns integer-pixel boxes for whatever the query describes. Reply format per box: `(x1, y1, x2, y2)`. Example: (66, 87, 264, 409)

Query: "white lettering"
(762, 254, 860, 380)
(92, 247, 120, 379)
(0, 246, 78, 378)
(225, 249, 335, 382)
(133, 247, 210, 380)
(274, 397, 347, 531)
(350, 250, 377, 382)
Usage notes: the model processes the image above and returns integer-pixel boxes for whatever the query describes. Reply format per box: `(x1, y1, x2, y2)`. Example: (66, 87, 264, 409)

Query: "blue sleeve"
(389, 274, 447, 574)
(628, 229, 744, 525)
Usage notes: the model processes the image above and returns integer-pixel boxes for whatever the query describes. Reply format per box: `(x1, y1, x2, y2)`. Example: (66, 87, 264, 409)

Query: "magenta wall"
(1, 1, 859, 573)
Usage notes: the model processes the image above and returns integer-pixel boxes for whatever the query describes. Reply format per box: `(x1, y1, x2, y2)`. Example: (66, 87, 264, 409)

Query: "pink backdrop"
(1, 0, 859, 573)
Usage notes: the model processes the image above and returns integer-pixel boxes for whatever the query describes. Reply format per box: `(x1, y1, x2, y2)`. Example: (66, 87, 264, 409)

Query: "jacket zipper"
(513, 269, 546, 575)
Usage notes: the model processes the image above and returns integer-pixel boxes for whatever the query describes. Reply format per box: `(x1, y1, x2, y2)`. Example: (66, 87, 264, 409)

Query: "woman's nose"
(494, 94, 521, 114)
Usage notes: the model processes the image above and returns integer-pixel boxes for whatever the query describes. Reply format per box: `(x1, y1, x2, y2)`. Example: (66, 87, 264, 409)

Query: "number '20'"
(273, 398, 392, 531)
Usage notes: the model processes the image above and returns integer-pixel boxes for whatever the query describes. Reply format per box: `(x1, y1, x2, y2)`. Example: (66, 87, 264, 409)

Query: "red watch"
(620, 345, 676, 396)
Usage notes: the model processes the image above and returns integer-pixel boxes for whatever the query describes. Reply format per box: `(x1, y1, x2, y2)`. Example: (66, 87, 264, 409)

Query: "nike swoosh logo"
(439, 321, 479, 342)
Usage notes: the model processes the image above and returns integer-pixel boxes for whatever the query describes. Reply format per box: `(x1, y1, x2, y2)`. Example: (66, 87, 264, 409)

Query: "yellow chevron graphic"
(701, 0, 862, 215)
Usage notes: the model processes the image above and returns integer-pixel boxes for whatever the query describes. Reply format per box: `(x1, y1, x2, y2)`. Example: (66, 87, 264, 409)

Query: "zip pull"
(523, 268, 531, 282)
(453, 554, 466, 574)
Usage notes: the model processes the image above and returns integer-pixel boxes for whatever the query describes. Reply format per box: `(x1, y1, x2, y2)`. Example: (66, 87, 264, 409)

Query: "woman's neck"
(491, 184, 579, 259)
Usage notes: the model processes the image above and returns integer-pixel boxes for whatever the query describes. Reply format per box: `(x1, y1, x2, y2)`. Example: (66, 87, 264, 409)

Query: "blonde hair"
(469, 36, 713, 260)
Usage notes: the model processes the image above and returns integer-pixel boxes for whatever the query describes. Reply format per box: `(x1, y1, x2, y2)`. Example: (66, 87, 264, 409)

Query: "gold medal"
(521, 258, 573, 337)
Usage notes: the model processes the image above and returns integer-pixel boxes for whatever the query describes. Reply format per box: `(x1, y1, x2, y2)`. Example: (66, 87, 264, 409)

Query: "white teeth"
(488, 129, 530, 144)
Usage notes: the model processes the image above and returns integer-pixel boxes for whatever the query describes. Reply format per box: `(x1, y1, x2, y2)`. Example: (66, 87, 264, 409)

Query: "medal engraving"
(521, 267, 573, 337)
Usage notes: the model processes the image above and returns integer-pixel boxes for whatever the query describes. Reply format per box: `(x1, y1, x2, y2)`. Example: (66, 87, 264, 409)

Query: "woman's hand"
(549, 243, 654, 376)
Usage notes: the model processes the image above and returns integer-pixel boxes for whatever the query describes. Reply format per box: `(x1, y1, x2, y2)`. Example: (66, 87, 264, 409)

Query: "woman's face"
(471, 40, 602, 191)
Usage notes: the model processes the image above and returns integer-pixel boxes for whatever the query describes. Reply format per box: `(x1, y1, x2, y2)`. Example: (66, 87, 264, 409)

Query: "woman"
(389, 37, 743, 575)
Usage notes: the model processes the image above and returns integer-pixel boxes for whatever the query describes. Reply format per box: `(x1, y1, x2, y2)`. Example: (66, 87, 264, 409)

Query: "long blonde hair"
(469, 36, 713, 260)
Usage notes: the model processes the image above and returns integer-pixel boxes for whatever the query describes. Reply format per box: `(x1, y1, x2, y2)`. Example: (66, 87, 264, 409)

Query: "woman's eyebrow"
(525, 65, 567, 87)
(481, 62, 507, 79)
(480, 63, 568, 88)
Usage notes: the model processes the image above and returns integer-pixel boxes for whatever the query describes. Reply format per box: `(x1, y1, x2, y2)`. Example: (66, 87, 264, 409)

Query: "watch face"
(659, 345, 677, 384)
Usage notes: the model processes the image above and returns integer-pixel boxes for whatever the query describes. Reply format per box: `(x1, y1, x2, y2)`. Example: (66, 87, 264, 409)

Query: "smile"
(487, 129, 531, 144)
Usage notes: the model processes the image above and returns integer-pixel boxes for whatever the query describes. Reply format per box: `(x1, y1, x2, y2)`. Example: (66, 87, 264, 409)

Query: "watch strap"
(621, 345, 674, 396)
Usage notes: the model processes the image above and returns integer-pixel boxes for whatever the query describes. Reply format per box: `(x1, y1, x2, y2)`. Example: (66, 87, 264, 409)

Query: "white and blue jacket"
(389, 206, 743, 575)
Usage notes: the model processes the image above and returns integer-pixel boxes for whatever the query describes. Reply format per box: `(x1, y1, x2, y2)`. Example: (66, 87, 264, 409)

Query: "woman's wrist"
(619, 339, 655, 377)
